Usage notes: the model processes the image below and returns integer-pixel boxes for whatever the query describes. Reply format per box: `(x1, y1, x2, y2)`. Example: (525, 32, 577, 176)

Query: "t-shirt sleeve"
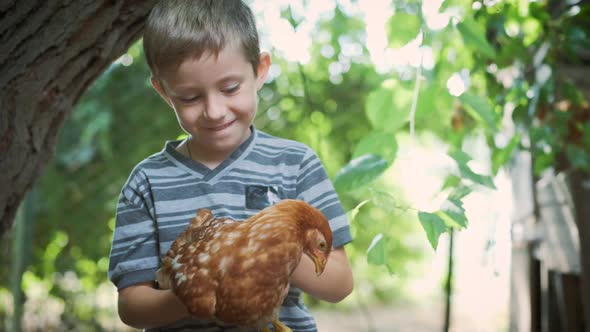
(296, 147, 352, 248)
(108, 170, 160, 290)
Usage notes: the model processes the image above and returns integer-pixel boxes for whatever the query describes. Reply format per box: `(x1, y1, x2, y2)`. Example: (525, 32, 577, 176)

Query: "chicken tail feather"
(191, 209, 214, 228)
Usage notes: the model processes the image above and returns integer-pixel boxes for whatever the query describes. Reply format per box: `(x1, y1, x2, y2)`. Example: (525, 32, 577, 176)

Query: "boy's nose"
(203, 96, 226, 121)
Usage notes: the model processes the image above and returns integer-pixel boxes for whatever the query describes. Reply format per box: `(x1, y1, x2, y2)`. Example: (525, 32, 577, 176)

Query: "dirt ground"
(313, 303, 508, 332)
(28, 301, 506, 331)
(315, 306, 440, 332)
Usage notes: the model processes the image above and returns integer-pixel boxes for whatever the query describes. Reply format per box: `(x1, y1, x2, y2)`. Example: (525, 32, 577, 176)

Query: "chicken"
(155, 199, 333, 332)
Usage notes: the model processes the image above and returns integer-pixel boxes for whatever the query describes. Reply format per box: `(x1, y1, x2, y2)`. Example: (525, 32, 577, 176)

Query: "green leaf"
(448, 149, 473, 165)
(533, 152, 554, 176)
(42, 231, 69, 278)
(457, 164, 496, 189)
(418, 212, 448, 250)
(353, 130, 398, 165)
(334, 154, 389, 192)
(440, 0, 472, 11)
(566, 145, 590, 171)
(456, 18, 496, 59)
(583, 123, 590, 147)
(448, 150, 496, 189)
(448, 210, 468, 228)
(437, 211, 466, 229)
(366, 86, 394, 129)
(439, 199, 468, 229)
(566, 26, 587, 45)
(280, 5, 303, 29)
(448, 186, 473, 201)
(368, 188, 408, 215)
(367, 233, 387, 266)
(492, 134, 521, 174)
(346, 200, 370, 222)
(441, 175, 461, 190)
(459, 93, 497, 131)
(366, 80, 414, 132)
(22, 271, 49, 293)
(445, 198, 465, 212)
(522, 17, 542, 46)
(415, 83, 455, 136)
(387, 12, 422, 48)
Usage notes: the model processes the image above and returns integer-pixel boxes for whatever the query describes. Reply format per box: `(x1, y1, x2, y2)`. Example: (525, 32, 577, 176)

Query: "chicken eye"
(318, 240, 327, 251)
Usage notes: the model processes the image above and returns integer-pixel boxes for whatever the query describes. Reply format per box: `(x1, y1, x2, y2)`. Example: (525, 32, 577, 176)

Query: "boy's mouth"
(208, 120, 235, 132)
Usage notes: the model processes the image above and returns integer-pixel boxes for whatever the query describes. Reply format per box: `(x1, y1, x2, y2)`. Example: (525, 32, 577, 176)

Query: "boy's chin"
(208, 133, 249, 151)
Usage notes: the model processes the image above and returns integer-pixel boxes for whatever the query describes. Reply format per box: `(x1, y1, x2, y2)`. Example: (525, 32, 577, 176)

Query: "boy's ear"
(255, 52, 271, 90)
(151, 77, 174, 108)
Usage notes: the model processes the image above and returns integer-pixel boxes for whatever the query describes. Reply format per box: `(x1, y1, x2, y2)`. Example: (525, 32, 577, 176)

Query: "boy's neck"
(178, 129, 252, 169)
(176, 140, 222, 170)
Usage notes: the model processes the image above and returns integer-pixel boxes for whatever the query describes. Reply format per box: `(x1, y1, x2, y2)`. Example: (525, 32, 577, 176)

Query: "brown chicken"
(156, 199, 333, 332)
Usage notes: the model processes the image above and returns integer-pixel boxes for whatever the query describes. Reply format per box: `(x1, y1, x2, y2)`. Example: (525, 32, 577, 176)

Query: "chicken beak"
(311, 254, 327, 276)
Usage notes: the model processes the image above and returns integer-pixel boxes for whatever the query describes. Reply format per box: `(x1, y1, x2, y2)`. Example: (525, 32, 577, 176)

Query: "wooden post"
(509, 151, 539, 332)
(567, 171, 590, 332)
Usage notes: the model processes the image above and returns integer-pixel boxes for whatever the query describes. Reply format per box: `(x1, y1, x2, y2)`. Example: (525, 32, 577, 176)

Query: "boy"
(108, 1, 354, 331)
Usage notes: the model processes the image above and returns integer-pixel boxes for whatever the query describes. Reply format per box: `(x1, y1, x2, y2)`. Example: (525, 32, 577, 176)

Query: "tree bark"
(0, 0, 157, 236)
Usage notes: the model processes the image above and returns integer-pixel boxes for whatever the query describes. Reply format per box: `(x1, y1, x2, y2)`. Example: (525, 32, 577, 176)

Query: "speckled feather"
(156, 199, 333, 330)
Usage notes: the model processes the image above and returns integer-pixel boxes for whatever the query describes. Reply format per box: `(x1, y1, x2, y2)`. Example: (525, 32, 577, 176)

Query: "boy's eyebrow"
(216, 73, 245, 84)
(172, 74, 245, 93)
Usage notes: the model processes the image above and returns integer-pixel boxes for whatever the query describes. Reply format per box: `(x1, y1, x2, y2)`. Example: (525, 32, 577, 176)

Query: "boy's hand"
(156, 268, 171, 289)
(118, 283, 191, 328)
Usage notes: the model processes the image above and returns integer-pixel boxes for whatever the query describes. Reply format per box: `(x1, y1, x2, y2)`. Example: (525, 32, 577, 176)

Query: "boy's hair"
(143, 0, 260, 78)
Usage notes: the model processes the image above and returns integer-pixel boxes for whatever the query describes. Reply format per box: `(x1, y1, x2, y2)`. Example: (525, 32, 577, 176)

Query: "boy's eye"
(222, 84, 240, 94)
(179, 95, 201, 103)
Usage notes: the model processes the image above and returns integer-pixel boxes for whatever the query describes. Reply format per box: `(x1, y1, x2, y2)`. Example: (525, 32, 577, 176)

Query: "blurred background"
(2, 0, 590, 331)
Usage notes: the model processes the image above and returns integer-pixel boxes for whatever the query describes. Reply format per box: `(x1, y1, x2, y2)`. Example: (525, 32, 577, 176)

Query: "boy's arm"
(289, 247, 353, 303)
(292, 147, 354, 302)
(112, 171, 188, 328)
(118, 282, 190, 329)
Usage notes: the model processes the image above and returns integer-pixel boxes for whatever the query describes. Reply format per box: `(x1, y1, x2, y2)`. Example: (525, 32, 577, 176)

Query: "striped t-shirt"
(108, 127, 352, 332)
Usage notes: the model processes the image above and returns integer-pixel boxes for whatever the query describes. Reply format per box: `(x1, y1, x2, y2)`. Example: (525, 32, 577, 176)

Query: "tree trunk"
(0, 0, 157, 236)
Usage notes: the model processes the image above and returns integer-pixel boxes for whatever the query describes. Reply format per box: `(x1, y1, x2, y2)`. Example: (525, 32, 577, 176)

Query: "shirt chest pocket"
(245, 185, 281, 210)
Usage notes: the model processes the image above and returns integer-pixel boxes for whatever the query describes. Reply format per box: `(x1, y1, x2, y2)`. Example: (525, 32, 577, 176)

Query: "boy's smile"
(152, 43, 270, 167)
(207, 120, 235, 132)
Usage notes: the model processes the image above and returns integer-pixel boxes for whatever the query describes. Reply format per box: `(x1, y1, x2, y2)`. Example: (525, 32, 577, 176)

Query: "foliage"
(334, 0, 590, 264)
(333, 0, 496, 256)
(479, 0, 590, 175)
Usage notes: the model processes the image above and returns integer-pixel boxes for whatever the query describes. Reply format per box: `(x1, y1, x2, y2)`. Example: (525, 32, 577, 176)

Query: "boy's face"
(152, 43, 270, 159)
